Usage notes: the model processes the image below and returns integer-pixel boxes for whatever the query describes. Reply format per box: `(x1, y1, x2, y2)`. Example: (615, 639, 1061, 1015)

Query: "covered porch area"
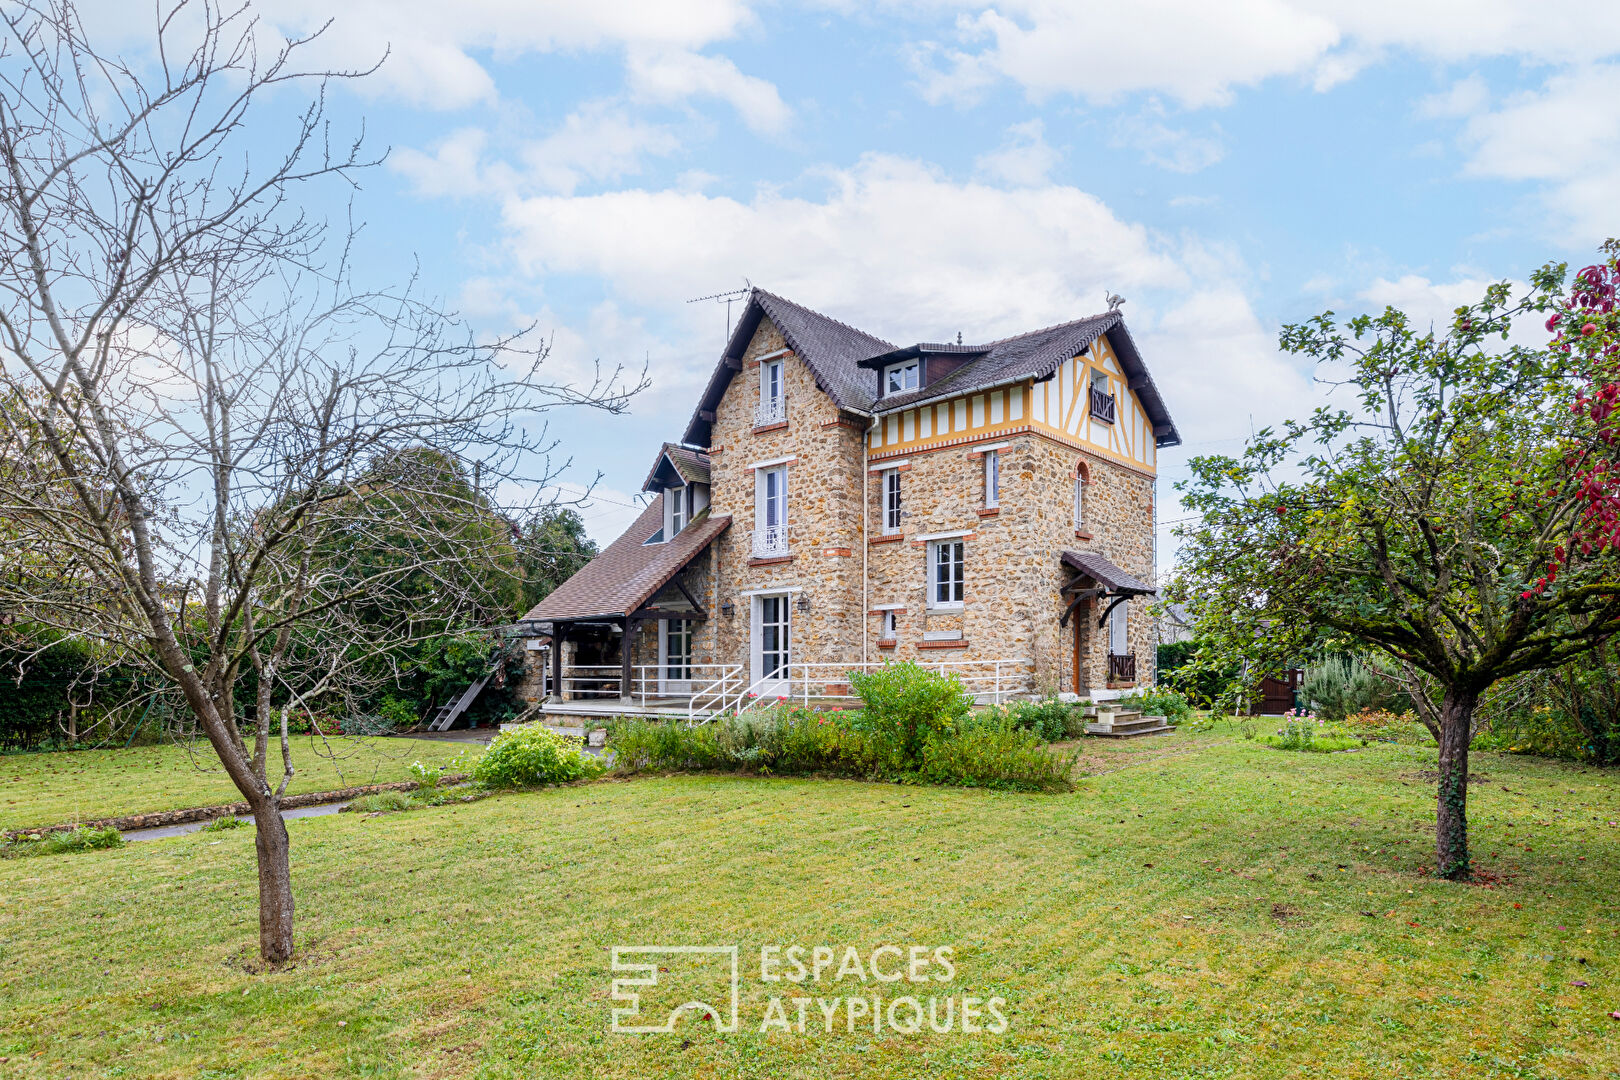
(1059, 549, 1156, 701)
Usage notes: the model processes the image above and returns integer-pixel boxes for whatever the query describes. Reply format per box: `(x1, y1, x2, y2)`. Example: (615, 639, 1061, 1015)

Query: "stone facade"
(664, 314, 1160, 699)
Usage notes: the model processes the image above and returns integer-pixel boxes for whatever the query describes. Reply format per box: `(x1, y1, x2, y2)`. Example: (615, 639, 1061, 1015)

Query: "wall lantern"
(721, 600, 735, 619)
(795, 594, 811, 614)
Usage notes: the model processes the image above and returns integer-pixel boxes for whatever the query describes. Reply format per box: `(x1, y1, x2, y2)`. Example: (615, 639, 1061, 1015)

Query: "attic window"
(884, 359, 919, 395)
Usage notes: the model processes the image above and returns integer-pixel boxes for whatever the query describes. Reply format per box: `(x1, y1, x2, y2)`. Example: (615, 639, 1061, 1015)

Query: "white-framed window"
(882, 468, 902, 534)
(1074, 476, 1085, 530)
(880, 610, 898, 640)
(884, 359, 920, 395)
(929, 539, 964, 608)
(667, 484, 689, 536)
(756, 357, 786, 426)
(984, 449, 1000, 508)
(1109, 600, 1128, 656)
(754, 465, 789, 557)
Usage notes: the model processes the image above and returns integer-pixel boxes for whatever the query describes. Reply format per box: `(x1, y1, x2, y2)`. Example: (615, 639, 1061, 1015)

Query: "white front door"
(659, 618, 693, 695)
(751, 594, 792, 696)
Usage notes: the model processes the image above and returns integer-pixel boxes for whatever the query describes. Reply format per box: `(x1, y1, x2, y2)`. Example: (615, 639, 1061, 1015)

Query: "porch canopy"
(521, 497, 731, 698)
(1059, 549, 1155, 629)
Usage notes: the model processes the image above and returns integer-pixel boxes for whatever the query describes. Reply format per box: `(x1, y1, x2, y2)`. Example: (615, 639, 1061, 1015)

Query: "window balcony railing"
(1108, 653, 1136, 683)
(1089, 387, 1116, 425)
(754, 396, 786, 427)
(752, 523, 789, 558)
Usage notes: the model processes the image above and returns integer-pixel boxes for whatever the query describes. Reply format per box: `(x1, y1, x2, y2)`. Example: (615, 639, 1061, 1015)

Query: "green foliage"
(200, 816, 246, 833)
(1171, 257, 1620, 706)
(514, 506, 599, 614)
(1118, 687, 1194, 724)
(1473, 650, 1620, 764)
(990, 698, 1079, 741)
(0, 624, 145, 749)
(608, 705, 877, 776)
(848, 661, 971, 761)
(607, 702, 1074, 793)
(1256, 721, 1367, 754)
(1155, 639, 1239, 708)
(2, 825, 124, 858)
(916, 710, 1077, 791)
(348, 791, 415, 813)
(472, 724, 604, 789)
(1301, 655, 1410, 721)
(409, 759, 443, 793)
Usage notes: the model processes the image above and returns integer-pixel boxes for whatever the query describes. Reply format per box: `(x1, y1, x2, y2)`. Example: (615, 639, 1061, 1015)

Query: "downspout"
(862, 414, 876, 666)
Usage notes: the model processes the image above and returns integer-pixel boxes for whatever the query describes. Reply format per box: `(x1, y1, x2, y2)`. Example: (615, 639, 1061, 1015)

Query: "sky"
(153, 1, 1620, 563)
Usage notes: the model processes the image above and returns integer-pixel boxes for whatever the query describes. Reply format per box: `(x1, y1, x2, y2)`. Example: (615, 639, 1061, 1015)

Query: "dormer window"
(884, 359, 919, 395)
(669, 485, 688, 536)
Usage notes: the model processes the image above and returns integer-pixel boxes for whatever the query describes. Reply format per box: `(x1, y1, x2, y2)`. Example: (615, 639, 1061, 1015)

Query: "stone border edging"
(5, 773, 470, 839)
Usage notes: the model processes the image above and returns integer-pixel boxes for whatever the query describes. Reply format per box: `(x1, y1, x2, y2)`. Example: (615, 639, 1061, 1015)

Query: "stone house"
(517, 288, 1180, 719)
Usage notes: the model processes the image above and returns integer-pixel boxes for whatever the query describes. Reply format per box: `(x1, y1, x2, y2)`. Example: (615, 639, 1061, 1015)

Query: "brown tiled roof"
(681, 288, 1180, 449)
(1061, 550, 1155, 595)
(683, 288, 892, 446)
(641, 442, 711, 492)
(523, 496, 730, 622)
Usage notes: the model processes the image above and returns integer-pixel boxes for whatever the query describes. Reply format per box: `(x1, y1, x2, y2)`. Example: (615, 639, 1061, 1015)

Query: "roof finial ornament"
(957, 331, 963, 345)
(1105, 291, 1125, 311)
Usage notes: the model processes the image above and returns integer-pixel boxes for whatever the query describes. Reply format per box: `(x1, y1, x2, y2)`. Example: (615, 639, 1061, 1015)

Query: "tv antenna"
(688, 284, 752, 342)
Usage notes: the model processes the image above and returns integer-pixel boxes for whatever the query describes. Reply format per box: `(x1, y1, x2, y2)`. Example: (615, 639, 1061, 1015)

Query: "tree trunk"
(1435, 687, 1477, 880)
(251, 799, 296, 963)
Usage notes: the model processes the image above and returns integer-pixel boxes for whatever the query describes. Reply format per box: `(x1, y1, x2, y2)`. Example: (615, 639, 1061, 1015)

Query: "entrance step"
(1085, 712, 1174, 738)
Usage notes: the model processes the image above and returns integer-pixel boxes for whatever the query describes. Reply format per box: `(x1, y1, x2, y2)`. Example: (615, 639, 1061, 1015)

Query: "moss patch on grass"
(0, 734, 1617, 1078)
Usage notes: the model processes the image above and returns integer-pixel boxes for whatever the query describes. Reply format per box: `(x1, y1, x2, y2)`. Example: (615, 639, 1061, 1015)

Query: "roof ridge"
(973, 311, 1117, 349)
(751, 286, 897, 351)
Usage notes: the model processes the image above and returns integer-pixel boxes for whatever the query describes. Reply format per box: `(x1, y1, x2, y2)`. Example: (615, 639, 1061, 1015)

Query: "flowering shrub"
(471, 724, 604, 789)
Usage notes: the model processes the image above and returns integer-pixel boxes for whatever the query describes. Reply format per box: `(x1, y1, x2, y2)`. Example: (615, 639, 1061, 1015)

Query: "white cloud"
(1141, 286, 1315, 448)
(1445, 64, 1620, 243)
(626, 49, 793, 135)
(915, 0, 1341, 108)
(499, 153, 1187, 341)
(488, 153, 1324, 461)
(908, 1, 1620, 109)
(1112, 107, 1225, 173)
(973, 119, 1059, 186)
(1419, 75, 1490, 119)
(391, 104, 682, 199)
(247, 0, 763, 108)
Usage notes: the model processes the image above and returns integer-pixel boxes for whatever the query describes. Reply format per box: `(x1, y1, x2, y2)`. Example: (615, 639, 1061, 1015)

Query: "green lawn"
(1, 733, 1618, 1078)
(0, 736, 473, 830)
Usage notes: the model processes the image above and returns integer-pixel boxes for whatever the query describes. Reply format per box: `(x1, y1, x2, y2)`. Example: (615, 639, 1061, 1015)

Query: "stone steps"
(1084, 710, 1175, 739)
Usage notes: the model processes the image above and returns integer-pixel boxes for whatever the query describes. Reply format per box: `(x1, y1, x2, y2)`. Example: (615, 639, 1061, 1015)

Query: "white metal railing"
(752, 523, 789, 558)
(754, 396, 786, 426)
(553, 658, 1033, 722)
(688, 664, 745, 722)
(725, 657, 1035, 719)
(558, 664, 742, 703)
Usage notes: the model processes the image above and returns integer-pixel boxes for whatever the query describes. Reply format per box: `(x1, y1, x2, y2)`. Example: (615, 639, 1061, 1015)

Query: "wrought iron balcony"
(1089, 386, 1116, 425)
(754, 396, 787, 427)
(752, 523, 789, 558)
(1108, 653, 1136, 683)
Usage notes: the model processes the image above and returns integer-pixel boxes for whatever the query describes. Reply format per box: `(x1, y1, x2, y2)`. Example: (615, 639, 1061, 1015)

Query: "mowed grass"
(0, 737, 473, 830)
(2, 734, 1619, 1078)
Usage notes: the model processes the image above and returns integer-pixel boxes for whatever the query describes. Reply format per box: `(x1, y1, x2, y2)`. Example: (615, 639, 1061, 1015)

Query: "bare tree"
(0, 1, 639, 960)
